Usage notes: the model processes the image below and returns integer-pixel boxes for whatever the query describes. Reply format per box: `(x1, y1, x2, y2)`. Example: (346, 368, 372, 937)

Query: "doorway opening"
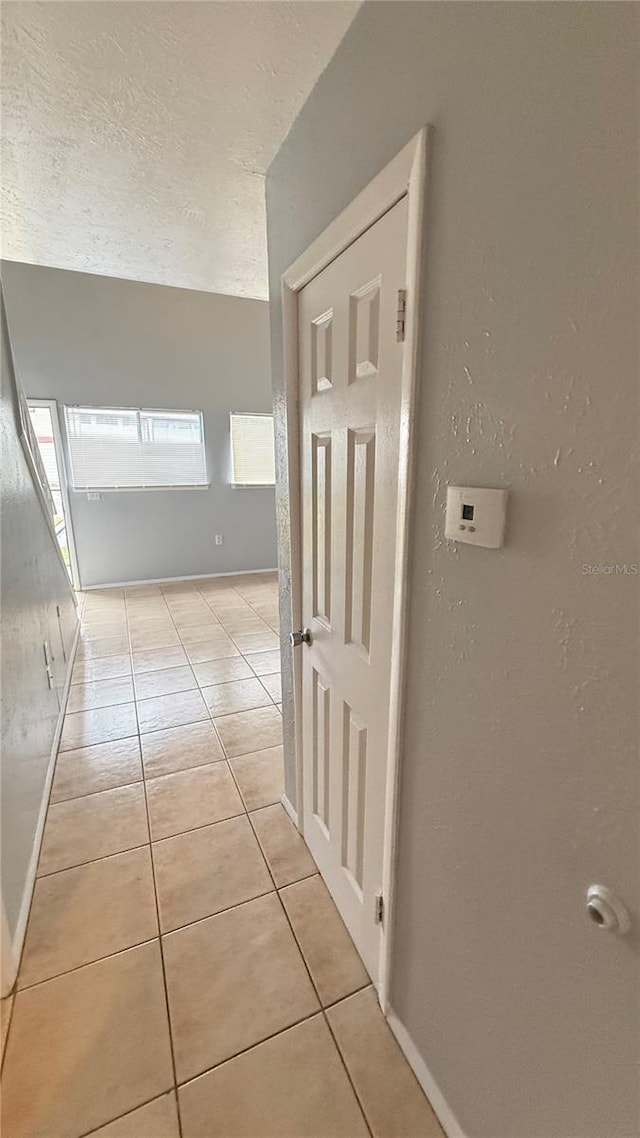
(281, 129, 427, 1008)
(27, 399, 79, 589)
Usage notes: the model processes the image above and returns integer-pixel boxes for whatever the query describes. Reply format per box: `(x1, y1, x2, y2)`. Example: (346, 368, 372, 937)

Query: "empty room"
(1, 3, 638, 1138)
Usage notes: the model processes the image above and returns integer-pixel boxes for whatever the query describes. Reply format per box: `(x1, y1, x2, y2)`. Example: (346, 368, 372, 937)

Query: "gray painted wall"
(266, 4, 639, 1137)
(1, 264, 277, 587)
(1, 288, 77, 975)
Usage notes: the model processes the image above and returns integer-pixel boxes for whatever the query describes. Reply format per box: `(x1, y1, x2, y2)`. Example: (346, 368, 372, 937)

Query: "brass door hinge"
(396, 288, 407, 342)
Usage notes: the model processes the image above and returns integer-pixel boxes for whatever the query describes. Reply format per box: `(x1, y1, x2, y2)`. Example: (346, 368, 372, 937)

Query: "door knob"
(586, 885, 631, 935)
(289, 628, 312, 647)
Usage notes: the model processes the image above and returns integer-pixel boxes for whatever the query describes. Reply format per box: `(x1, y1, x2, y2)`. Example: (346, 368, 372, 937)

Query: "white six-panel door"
(298, 197, 409, 983)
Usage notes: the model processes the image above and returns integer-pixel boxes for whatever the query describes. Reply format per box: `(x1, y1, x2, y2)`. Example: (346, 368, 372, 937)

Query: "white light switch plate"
(445, 486, 508, 548)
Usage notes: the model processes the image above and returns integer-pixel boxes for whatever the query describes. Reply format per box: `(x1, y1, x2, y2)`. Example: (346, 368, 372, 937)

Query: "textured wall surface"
(266, 4, 639, 1136)
(1, 289, 77, 956)
(1, 0, 359, 299)
(2, 263, 277, 587)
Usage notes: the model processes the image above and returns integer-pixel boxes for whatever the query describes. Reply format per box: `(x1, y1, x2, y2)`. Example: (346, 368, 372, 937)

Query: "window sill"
(72, 484, 211, 494)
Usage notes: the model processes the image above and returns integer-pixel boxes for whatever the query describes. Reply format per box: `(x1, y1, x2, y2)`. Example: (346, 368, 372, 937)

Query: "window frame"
(229, 411, 276, 489)
(63, 404, 209, 492)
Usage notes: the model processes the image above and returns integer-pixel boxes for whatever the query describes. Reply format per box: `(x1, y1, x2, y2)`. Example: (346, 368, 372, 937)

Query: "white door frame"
(281, 128, 428, 1011)
(27, 398, 81, 591)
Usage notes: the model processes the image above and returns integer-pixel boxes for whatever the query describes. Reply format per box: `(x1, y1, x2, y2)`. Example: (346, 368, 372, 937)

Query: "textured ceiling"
(0, 1, 359, 298)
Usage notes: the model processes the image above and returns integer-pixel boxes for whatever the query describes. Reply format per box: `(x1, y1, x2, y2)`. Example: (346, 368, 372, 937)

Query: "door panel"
(341, 701, 367, 893)
(311, 434, 332, 626)
(298, 197, 409, 982)
(311, 665, 331, 833)
(344, 427, 375, 656)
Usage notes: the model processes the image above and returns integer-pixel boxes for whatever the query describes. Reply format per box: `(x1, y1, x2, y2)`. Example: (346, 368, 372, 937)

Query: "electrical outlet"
(215, 534, 224, 546)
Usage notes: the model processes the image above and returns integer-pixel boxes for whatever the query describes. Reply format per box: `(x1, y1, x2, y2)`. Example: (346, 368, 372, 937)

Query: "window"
(230, 413, 275, 487)
(28, 404, 60, 492)
(64, 406, 207, 489)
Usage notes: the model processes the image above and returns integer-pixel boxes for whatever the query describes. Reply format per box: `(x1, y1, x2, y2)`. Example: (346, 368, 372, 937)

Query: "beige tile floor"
(1, 573, 443, 1138)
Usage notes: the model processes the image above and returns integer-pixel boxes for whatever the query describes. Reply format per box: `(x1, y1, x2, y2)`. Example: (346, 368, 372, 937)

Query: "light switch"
(445, 486, 508, 548)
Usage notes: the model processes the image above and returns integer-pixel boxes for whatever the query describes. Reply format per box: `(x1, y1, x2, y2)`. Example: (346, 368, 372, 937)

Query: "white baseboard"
(386, 1010, 466, 1138)
(2, 618, 80, 996)
(280, 792, 299, 828)
(83, 568, 278, 591)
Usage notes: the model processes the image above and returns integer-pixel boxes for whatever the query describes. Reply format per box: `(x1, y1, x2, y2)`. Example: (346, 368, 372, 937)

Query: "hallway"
(1, 573, 442, 1138)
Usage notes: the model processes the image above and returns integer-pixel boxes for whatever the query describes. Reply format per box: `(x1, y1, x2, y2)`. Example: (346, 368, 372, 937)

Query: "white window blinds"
(230, 413, 275, 486)
(64, 406, 207, 489)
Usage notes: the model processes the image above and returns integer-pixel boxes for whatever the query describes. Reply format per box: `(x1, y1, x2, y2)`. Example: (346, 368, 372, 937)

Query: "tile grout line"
(197, 581, 280, 656)
(73, 586, 280, 698)
(222, 580, 374, 1136)
(65, 677, 280, 725)
(58, 703, 281, 758)
(57, 727, 140, 754)
(12, 577, 320, 1133)
(59, 699, 278, 766)
(22, 862, 325, 993)
(16, 934, 160, 995)
(76, 1090, 177, 1138)
(39, 580, 283, 877)
(60, 605, 364, 1033)
(240, 794, 375, 1138)
(26, 805, 315, 987)
(39, 795, 289, 875)
(50, 773, 145, 810)
(211, 754, 374, 1130)
(36, 838, 149, 880)
(175, 1006, 325, 1092)
(321, 1003, 375, 1137)
(48, 748, 221, 807)
(270, 875, 374, 1137)
(167, 611, 370, 1120)
(153, 587, 257, 1125)
(125, 590, 185, 1138)
(14, 890, 370, 1017)
(33, 808, 260, 879)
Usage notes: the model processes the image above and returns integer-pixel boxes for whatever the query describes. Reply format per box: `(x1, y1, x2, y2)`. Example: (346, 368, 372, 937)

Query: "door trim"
(27, 398, 81, 591)
(281, 128, 428, 1011)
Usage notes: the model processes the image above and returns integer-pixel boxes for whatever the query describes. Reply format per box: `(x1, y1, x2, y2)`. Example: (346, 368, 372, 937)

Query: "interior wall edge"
(2, 619, 80, 996)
